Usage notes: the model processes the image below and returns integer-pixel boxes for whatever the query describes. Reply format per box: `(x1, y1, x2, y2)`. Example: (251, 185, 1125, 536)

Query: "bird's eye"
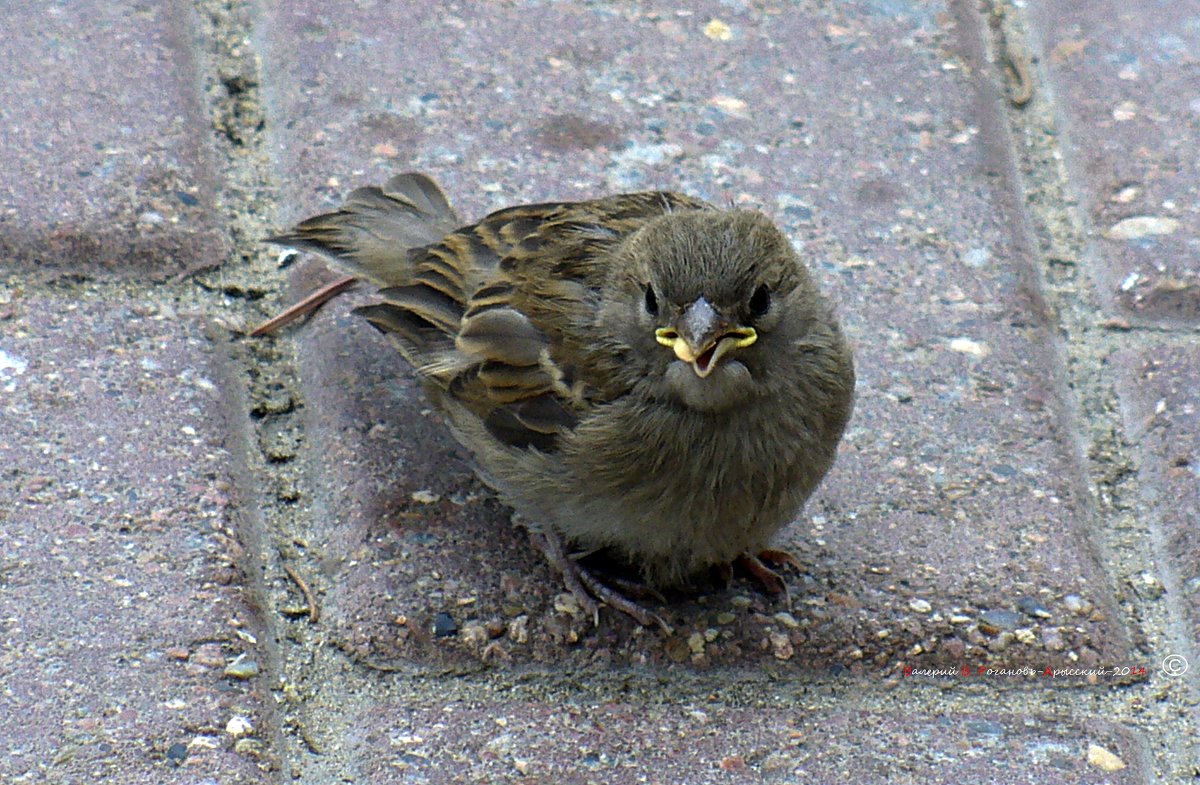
(644, 284, 659, 316)
(748, 283, 771, 317)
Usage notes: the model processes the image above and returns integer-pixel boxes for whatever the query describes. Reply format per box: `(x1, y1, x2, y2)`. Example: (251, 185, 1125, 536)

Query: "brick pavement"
(2, 0, 1197, 782)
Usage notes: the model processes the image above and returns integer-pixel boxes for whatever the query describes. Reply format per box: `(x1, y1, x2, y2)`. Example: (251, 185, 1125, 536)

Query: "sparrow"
(268, 173, 855, 628)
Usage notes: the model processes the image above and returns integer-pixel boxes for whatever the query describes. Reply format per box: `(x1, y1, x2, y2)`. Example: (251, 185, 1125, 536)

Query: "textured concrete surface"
(1029, 0, 1200, 325)
(3, 0, 1198, 782)
(344, 703, 1144, 784)
(0, 0, 228, 279)
(1114, 347, 1200, 649)
(0, 296, 269, 783)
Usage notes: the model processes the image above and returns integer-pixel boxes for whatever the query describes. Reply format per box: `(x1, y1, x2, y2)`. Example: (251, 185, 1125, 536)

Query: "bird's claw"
(733, 549, 799, 609)
(526, 527, 672, 633)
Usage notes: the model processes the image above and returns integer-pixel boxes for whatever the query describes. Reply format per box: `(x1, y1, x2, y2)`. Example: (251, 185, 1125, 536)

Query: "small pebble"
(1086, 743, 1126, 772)
(769, 631, 794, 660)
(902, 111, 934, 131)
(1111, 100, 1138, 121)
(223, 653, 260, 680)
(1014, 627, 1037, 645)
(1131, 572, 1165, 600)
(988, 631, 1015, 652)
(965, 719, 1005, 738)
(909, 599, 932, 614)
(554, 592, 585, 619)
(1017, 597, 1052, 619)
(715, 612, 737, 625)
(1104, 215, 1179, 240)
(1112, 185, 1140, 203)
(687, 632, 706, 655)
(411, 489, 440, 504)
(461, 624, 488, 646)
(235, 738, 266, 757)
(703, 19, 733, 41)
(709, 95, 748, 116)
(191, 735, 219, 750)
(165, 742, 188, 764)
(1063, 594, 1092, 615)
(949, 337, 988, 357)
(990, 464, 1018, 482)
(226, 716, 254, 737)
(433, 612, 457, 638)
(962, 247, 989, 268)
(774, 611, 801, 628)
(508, 615, 529, 644)
(192, 643, 226, 668)
(979, 609, 1022, 634)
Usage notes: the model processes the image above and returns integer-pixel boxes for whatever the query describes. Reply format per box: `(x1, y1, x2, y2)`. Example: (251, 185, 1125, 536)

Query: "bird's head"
(598, 208, 826, 412)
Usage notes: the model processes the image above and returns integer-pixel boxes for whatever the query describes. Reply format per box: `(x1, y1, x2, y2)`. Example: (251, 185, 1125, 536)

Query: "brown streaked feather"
(457, 308, 547, 367)
(377, 284, 463, 335)
(354, 302, 450, 363)
(379, 171, 456, 220)
(273, 178, 712, 451)
(429, 192, 710, 449)
(265, 172, 459, 287)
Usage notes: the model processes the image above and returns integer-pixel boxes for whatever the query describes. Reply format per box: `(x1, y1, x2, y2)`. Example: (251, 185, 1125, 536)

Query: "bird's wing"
(360, 190, 711, 452)
(266, 172, 461, 287)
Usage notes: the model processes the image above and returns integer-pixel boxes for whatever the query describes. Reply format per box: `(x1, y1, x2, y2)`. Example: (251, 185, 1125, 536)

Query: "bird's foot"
(525, 528, 672, 633)
(757, 547, 803, 572)
(733, 548, 799, 608)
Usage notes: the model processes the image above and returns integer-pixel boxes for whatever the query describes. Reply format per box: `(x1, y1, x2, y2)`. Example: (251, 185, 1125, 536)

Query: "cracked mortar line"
(983, 0, 1199, 779)
(191, 0, 314, 780)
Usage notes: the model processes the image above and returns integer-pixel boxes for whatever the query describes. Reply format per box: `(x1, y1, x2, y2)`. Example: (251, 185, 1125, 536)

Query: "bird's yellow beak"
(655, 297, 757, 378)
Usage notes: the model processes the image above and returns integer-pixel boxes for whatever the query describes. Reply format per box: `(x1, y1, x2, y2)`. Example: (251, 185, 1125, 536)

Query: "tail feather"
(266, 172, 460, 287)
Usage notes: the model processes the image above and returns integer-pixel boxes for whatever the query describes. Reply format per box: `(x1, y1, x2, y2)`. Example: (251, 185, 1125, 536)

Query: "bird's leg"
(710, 561, 734, 590)
(526, 529, 600, 623)
(734, 549, 799, 609)
(573, 566, 673, 634)
(575, 564, 669, 605)
(734, 554, 786, 595)
(757, 547, 803, 572)
(523, 525, 672, 633)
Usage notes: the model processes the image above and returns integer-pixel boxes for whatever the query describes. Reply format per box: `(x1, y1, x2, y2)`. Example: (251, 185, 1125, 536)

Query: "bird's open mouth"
(654, 296, 757, 379)
(656, 328, 757, 378)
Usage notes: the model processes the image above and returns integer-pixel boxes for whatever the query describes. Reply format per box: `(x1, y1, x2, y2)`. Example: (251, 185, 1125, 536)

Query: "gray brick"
(343, 703, 1146, 785)
(1028, 0, 1200, 325)
(1113, 345, 1200, 676)
(0, 1, 228, 279)
(0, 294, 267, 782)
